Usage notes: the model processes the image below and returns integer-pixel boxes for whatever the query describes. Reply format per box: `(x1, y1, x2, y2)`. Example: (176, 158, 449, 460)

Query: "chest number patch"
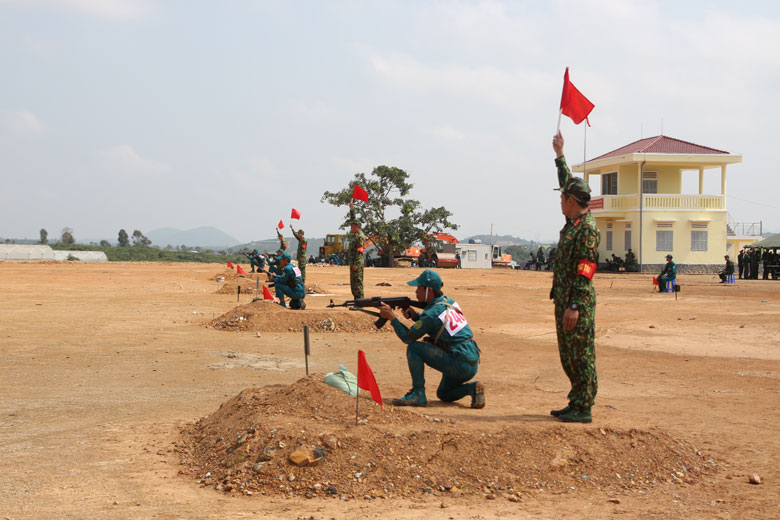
(292, 266, 302, 277)
(437, 302, 468, 336)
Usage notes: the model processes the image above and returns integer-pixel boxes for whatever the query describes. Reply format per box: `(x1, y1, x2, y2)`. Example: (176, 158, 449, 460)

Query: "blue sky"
(1, 0, 779, 244)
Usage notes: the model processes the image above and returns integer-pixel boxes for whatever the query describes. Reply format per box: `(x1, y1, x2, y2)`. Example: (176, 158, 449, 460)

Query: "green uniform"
(624, 251, 637, 272)
(658, 260, 676, 290)
(348, 206, 365, 299)
(272, 262, 305, 308)
(267, 253, 283, 276)
(290, 226, 307, 283)
(277, 230, 287, 251)
(550, 155, 600, 412)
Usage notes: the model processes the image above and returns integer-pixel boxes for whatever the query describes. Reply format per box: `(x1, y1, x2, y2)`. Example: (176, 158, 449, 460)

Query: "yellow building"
(572, 135, 750, 272)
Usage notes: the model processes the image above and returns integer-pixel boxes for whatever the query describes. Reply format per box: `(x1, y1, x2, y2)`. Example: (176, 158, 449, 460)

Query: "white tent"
(0, 244, 56, 261)
(52, 250, 108, 262)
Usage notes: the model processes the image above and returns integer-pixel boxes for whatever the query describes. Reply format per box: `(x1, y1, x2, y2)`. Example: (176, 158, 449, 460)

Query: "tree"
(60, 227, 75, 246)
(99, 240, 111, 247)
(321, 165, 457, 267)
(131, 229, 151, 247)
(118, 229, 130, 247)
(39, 228, 48, 244)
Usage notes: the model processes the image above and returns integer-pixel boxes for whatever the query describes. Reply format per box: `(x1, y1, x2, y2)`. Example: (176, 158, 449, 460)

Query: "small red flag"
(227, 261, 233, 269)
(560, 67, 594, 126)
(652, 276, 659, 286)
(291, 208, 301, 220)
(236, 264, 247, 275)
(262, 285, 274, 300)
(278, 220, 284, 229)
(352, 184, 369, 203)
(357, 350, 383, 407)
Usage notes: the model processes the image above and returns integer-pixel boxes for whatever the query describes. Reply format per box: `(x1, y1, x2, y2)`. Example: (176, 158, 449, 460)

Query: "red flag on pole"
(352, 185, 369, 203)
(262, 285, 274, 300)
(277, 220, 285, 229)
(290, 208, 301, 220)
(227, 261, 233, 269)
(560, 67, 594, 126)
(236, 264, 247, 275)
(357, 350, 383, 407)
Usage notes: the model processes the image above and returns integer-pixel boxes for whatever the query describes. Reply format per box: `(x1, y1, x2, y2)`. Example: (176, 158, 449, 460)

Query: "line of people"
(738, 248, 779, 280)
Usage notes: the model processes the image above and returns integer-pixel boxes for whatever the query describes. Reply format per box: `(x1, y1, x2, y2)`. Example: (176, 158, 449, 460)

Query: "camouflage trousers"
(350, 264, 364, 299)
(297, 257, 307, 284)
(554, 300, 597, 410)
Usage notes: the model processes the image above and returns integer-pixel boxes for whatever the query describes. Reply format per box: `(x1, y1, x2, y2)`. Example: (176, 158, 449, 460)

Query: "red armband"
(576, 259, 597, 280)
(302, 243, 306, 249)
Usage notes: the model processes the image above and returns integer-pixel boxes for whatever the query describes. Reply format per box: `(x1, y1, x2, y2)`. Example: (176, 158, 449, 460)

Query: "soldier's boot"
(299, 299, 306, 310)
(391, 388, 427, 407)
(550, 404, 573, 417)
(558, 407, 592, 423)
(471, 382, 486, 409)
(278, 298, 287, 308)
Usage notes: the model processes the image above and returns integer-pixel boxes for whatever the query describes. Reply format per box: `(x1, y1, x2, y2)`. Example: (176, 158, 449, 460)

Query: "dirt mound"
(177, 377, 716, 500)
(216, 280, 261, 295)
(209, 301, 391, 333)
(213, 269, 264, 282)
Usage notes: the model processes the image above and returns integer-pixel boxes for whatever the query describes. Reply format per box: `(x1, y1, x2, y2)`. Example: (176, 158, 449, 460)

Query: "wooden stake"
(303, 325, 310, 376)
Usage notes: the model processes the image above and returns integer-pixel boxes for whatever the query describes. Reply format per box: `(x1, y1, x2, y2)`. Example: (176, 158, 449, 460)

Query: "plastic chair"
(664, 279, 677, 293)
(726, 273, 735, 284)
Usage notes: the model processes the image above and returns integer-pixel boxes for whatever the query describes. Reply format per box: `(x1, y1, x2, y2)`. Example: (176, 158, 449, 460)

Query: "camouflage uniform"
(276, 229, 287, 251)
(348, 206, 365, 299)
(550, 155, 600, 413)
(290, 225, 307, 283)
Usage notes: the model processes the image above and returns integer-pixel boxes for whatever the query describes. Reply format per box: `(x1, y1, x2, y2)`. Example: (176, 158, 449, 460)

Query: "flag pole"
(355, 351, 360, 424)
(556, 108, 562, 134)
(583, 121, 587, 181)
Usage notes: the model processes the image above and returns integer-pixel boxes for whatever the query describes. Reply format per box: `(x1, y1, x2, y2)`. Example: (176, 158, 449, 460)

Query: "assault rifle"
(327, 296, 426, 329)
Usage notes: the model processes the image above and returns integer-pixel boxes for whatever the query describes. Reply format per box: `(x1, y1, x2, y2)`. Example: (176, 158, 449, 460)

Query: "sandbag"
(323, 365, 358, 396)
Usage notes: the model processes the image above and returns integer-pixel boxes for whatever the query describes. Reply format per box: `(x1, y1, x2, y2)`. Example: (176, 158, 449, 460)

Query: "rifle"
(327, 296, 426, 329)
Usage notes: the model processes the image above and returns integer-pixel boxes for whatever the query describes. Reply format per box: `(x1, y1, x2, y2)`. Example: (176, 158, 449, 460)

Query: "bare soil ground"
(1, 262, 779, 519)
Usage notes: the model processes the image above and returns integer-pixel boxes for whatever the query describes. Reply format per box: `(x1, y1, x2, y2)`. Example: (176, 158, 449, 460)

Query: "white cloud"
(2, 110, 45, 135)
(0, 0, 154, 20)
(100, 145, 169, 175)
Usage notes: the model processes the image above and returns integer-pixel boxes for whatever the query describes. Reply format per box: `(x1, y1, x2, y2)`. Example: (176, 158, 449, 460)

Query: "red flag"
(653, 276, 659, 286)
(357, 350, 383, 407)
(560, 67, 594, 126)
(227, 261, 233, 269)
(262, 285, 274, 300)
(352, 184, 369, 203)
(236, 264, 247, 275)
(278, 220, 284, 229)
(290, 208, 301, 220)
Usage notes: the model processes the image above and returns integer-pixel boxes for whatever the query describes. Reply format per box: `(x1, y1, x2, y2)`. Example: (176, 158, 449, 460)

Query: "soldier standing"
(276, 228, 287, 251)
(750, 248, 760, 279)
(737, 249, 745, 279)
(348, 201, 365, 299)
(549, 132, 600, 423)
(624, 248, 637, 272)
(289, 225, 308, 283)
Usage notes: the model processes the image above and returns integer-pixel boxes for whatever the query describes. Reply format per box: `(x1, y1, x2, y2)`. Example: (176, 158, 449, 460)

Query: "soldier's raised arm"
(553, 132, 572, 189)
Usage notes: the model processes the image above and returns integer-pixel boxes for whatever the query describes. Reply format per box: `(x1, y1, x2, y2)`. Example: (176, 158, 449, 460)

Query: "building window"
(602, 172, 618, 195)
(624, 230, 631, 250)
(467, 250, 477, 262)
(656, 230, 673, 251)
(691, 231, 708, 251)
(606, 231, 613, 251)
(643, 171, 658, 194)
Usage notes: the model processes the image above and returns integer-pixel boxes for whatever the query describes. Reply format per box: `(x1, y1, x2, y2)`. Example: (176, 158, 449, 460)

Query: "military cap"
(407, 269, 443, 292)
(275, 249, 284, 255)
(666, 254, 673, 259)
(554, 176, 591, 203)
(280, 252, 292, 262)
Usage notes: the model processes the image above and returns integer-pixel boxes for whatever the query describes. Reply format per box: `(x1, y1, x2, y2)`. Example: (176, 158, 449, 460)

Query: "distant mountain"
(146, 227, 241, 250)
(463, 234, 552, 246)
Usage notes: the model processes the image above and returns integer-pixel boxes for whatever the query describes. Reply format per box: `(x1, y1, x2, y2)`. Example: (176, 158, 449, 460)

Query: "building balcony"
(590, 194, 725, 212)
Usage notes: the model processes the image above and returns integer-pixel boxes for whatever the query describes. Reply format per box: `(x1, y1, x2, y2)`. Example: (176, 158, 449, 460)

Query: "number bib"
(437, 302, 468, 336)
(292, 266, 302, 278)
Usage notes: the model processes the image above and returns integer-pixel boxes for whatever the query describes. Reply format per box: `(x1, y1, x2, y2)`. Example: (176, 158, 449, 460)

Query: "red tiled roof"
(589, 135, 730, 161)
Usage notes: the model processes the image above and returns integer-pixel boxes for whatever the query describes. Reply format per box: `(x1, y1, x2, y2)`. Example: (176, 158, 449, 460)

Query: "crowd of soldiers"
(603, 249, 638, 272)
(738, 248, 779, 280)
(523, 246, 555, 271)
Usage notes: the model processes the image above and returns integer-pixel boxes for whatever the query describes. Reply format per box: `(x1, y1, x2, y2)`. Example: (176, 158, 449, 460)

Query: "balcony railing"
(590, 194, 725, 212)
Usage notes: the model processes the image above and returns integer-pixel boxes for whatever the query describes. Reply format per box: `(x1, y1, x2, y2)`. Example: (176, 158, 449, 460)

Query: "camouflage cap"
(554, 177, 591, 203)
